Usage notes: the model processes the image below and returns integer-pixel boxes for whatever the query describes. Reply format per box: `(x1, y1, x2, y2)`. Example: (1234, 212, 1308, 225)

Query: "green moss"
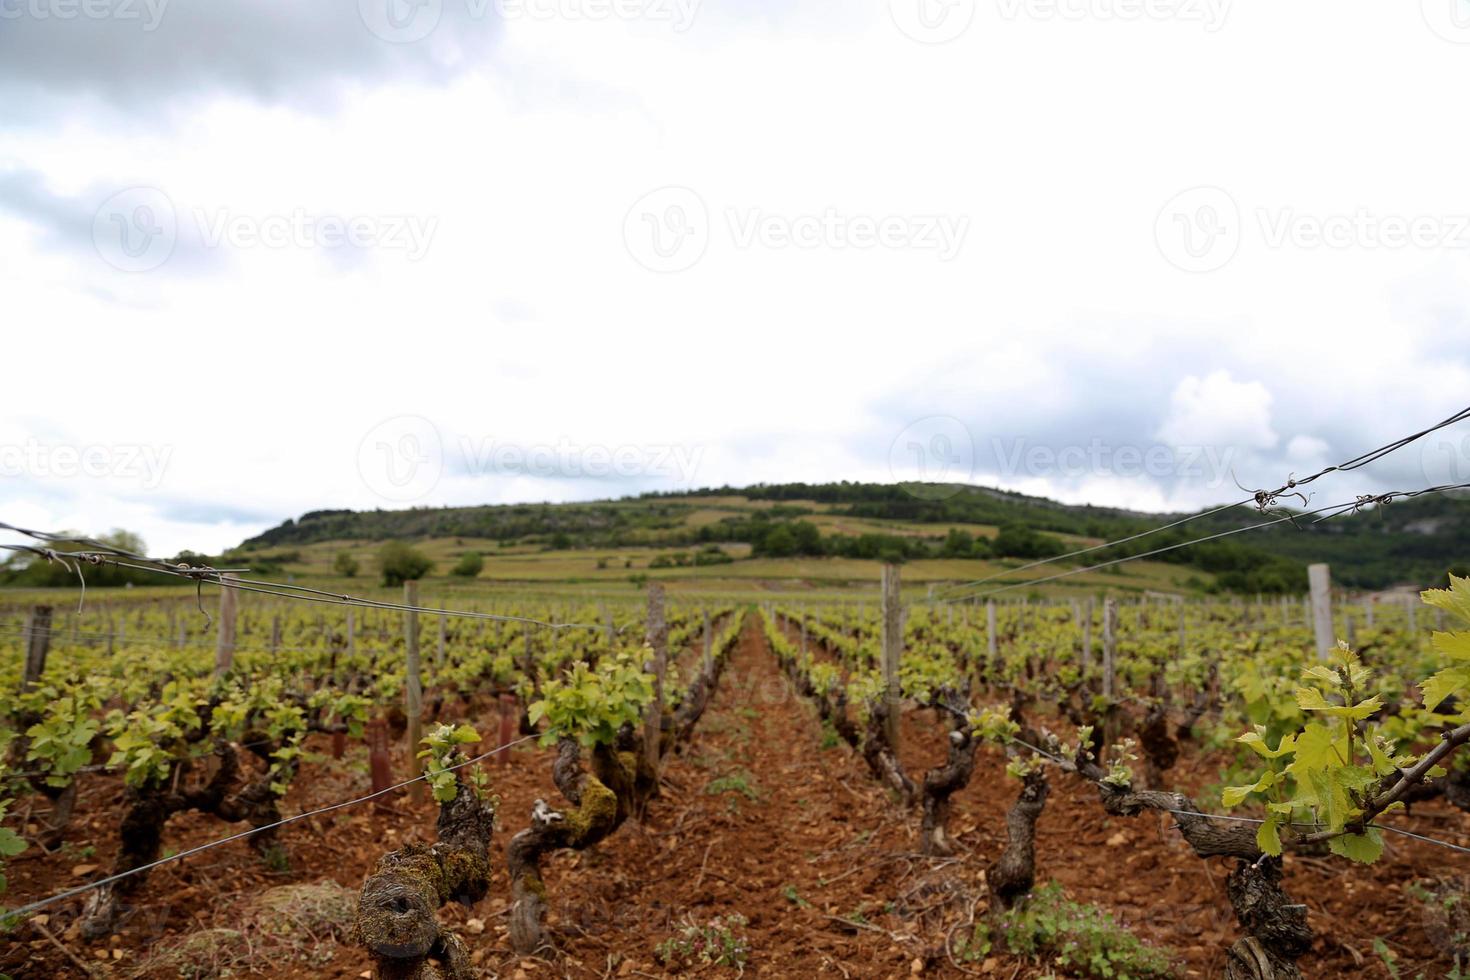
(562, 777, 618, 842)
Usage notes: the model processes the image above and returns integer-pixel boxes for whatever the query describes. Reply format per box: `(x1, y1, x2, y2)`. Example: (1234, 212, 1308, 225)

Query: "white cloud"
(2, 1, 1470, 554)
(1157, 371, 1277, 453)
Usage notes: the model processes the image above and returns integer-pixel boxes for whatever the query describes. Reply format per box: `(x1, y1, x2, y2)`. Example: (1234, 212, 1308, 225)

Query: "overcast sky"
(2, 0, 1469, 557)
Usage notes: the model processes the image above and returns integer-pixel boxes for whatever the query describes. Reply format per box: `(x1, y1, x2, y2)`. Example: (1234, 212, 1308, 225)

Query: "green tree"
(451, 551, 484, 578)
(378, 541, 433, 587)
(333, 551, 359, 577)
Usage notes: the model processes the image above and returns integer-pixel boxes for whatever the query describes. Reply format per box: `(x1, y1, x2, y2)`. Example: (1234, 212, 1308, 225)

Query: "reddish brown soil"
(4, 619, 1468, 979)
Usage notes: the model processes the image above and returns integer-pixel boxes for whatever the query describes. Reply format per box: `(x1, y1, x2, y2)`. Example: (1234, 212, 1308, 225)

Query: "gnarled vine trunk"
(919, 704, 978, 856)
(862, 699, 917, 807)
(507, 738, 627, 954)
(354, 764, 496, 980)
(987, 769, 1049, 910)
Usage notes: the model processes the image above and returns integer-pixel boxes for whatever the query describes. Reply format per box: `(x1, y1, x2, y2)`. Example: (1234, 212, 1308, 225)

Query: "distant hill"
(235, 481, 1470, 592)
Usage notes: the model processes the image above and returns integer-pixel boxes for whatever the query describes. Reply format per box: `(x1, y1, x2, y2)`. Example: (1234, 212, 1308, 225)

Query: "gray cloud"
(0, 0, 502, 121)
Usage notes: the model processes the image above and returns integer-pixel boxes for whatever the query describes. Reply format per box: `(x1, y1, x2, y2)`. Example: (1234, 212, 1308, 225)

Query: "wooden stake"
(1308, 564, 1333, 661)
(1102, 598, 1117, 699)
(214, 575, 237, 677)
(21, 605, 52, 694)
(643, 583, 668, 774)
(881, 564, 902, 752)
(404, 580, 423, 799)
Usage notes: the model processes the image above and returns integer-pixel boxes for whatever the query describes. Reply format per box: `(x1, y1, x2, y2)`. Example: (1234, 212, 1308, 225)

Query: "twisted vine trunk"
(353, 764, 496, 980)
(987, 769, 1049, 911)
(863, 699, 917, 807)
(507, 739, 628, 954)
(920, 708, 978, 856)
(80, 742, 239, 940)
(1222, 859, 1311, 980)
(1137, 703, 1180, 790)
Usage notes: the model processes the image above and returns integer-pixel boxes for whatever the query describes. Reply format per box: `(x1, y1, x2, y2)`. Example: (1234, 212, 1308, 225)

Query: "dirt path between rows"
(517, 614, 948, 978)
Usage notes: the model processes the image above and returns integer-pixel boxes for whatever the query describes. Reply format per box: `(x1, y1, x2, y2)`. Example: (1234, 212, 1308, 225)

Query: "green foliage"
(704, 770, 759, 801)
(332, 551, 359, 577)
(655, 914, 751, 969)
(1225, 643, 1408, 862)
(417, 723, 484, 803)
(377, 540, 433, 586)
(450, 551, 484, 578)
(957, 883, 1175, 979)
(528, 651, 655, 748)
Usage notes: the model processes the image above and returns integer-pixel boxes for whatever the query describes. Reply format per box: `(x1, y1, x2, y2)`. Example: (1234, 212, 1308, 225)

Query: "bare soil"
(4, 619, 1468, 978)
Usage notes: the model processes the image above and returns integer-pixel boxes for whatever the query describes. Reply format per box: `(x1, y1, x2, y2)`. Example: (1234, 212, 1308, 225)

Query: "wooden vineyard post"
(1177, 602, 1187, 658)
(214, 575, 238, 677)
(436, 605, 446, 676)
(601, 602, 616, 650)
(702, 608, 713, 673)
(643, 583, 668, 775)
(346, 608, 356, 661)
(270, 615, 281, 655)
(1407, 596, 1418, 634)
(799, 606, 807, 658)
(986, 600, 998, 680)
(21, 605, 52, 694)
(1365, 600, 1375, 629)
(1102, 598, 1117, 699)
(1308, 563, 1333, 661)
(404, 580, 424, 801)
(1081, 598, 1094, 675)
(881, 564, 902, 752)
(366, 719, 393, 811)
(497, 694, 518, 767)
